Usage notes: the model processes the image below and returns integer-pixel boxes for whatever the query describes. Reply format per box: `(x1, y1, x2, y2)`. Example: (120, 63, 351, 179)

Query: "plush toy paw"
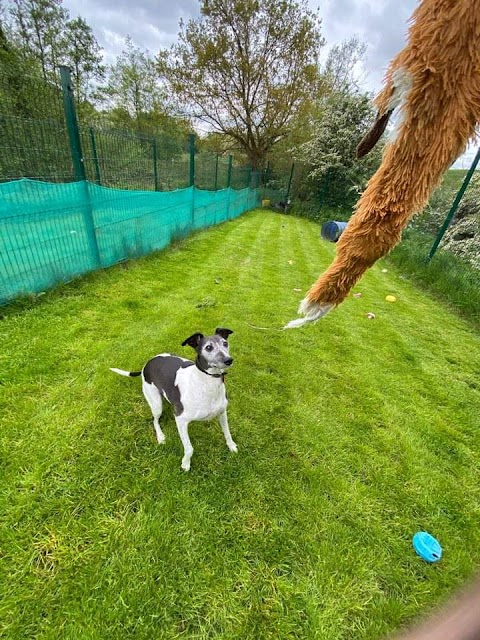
(284, 298, 334, 329)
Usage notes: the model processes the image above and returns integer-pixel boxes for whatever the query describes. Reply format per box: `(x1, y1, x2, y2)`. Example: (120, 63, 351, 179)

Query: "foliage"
(323, 35, 367, 94)
(8, 0, 68, 78)
(411, 175, 458, 236)
(95, 106, 193, 151)
(198, 131, 241, 157)
(0, 8, 194, 184)
(6, 0, 104, 101)
(258, 36, 367, 159)
(388, 228, 480, 327)
(158, 0, 325, 169)
(93, 36, 193, 147)
(412, 171, 480, 271)
(62, 16, 104, 102)
(0, 19, 71, 181)
(296, 91, 382, 209)
(97, 37, 166, 120)
(0, 19, 45, 117)
(265, 36, 371, 212)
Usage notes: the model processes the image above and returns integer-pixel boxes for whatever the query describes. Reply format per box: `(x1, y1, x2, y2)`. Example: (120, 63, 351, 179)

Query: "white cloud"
(62, 0, 199, 61)
(312, 0, 416, 93)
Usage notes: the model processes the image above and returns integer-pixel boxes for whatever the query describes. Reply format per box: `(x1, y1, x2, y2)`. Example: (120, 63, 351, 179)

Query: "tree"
(323, 36, 367, 94)
(98, 37, 168, 126)
(0, 16, 45, 117)
(96, 37, 192, 156)
(157, 0, 325, 170)
(296, 91, 382, 209)
(9, 0, 68, 79)
(7, 0, 104, 100)
(61, 16, 104, 103)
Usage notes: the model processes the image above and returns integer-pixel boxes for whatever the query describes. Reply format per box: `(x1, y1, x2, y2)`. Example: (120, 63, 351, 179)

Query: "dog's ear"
(181, 332, 204, 348)
(215, 327, 233, 340)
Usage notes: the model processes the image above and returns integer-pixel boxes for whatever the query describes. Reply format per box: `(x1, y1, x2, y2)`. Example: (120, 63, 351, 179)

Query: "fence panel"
(0, 64, 262, 304)
(0, 179, 260, 304)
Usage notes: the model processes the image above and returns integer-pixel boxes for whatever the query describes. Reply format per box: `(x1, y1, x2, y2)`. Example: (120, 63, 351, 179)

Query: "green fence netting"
(0, 179, 259, 304)
(0, 64, 264, 304)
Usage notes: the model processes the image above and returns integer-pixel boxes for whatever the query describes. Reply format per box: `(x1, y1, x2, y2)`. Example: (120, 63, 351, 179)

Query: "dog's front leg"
(175, 416, 194, 471)
(219, 411, 238, 453)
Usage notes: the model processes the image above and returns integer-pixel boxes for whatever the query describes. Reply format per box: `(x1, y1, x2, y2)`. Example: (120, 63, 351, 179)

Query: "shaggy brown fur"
(288, 0, 480, 328)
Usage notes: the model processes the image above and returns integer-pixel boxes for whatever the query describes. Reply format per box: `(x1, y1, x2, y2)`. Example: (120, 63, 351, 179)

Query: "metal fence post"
(60, 65, 86, 181)
(214, 154, 219, 190)
(189, 133, 195, 187)
(89, 127, 102, 185)
(189, 133, 196, 226)
(59, 65, 100, 268)
(226, 154, 233, 218)
(427, 147, 480, 261)
(227, 155, 233, 189)
(286, 162, 295, 201)
(153, 138, 159, 191)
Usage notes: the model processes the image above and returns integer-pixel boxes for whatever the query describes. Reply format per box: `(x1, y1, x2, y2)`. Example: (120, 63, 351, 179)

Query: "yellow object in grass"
(386, 295, 397, 303)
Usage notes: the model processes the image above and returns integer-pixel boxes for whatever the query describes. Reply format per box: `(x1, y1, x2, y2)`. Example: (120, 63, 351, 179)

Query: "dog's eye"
(205, 345, 213, 352)
(223, 342, 228, 347)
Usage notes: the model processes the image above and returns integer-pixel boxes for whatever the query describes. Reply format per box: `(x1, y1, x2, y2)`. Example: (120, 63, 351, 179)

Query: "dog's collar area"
(195, 361, 225, 379)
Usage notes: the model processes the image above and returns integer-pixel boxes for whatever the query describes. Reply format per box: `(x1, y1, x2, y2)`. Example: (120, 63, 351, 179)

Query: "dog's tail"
(110, 367, 142, 378)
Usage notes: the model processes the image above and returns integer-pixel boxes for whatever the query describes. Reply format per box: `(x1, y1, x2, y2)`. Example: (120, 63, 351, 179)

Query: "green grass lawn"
(1, 210, 479, 640)
(440, 169, 467, 192)
(387, 231, 480, 329)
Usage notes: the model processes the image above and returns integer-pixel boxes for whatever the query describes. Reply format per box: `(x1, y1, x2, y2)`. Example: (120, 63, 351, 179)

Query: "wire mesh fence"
(0, 62, 73, 183)
(0, 60, 65, 121)
(78, 126, 192, 191)
(0, 64, 261, 304)
(0, 179, 259, 304)
(254, 159, 298, 213)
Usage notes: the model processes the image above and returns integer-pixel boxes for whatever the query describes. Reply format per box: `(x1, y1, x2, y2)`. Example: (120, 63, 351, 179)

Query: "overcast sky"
(60, 0, 416, 90)
(60, 0, 474, 168)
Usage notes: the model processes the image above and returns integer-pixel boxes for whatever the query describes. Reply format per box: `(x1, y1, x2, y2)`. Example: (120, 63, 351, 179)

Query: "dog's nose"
(224, 357, 233, 366)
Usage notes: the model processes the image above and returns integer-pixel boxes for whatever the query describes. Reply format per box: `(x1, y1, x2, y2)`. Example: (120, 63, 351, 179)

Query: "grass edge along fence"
(0, 66, 261, 304)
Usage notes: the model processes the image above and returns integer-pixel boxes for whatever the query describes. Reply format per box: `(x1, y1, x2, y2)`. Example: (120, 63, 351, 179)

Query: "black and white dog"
(110, 328, 237, 471)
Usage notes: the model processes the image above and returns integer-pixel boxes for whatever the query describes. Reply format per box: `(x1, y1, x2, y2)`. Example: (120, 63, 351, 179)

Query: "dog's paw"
(181, 458, 191, 471)
(154, 423, 166, 444)
(228, 441, 238, 453)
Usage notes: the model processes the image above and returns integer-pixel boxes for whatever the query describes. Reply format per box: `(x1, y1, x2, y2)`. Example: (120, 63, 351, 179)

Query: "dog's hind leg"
(142, 380, 165, 444)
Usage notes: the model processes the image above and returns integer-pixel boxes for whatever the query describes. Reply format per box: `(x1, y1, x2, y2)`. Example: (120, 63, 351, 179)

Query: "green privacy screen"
(0, 179, 259, 304)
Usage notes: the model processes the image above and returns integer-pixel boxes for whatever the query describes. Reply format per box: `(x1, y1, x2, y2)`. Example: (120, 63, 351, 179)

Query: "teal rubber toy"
(413, 532, 442, 563)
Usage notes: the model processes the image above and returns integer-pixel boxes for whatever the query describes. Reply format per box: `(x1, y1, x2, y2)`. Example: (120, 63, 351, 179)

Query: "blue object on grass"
(321, 221, 348, 242)
(413, 531, 442, 563)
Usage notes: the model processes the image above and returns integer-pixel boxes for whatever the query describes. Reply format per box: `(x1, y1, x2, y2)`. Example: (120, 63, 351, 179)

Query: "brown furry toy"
(286, 0, 480, 328)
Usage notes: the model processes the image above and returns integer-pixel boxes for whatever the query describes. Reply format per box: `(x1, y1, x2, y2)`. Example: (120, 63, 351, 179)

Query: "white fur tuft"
(284, 297, 334, 329)
(110, 367, 132, 377)
(386, 67, 413, 144)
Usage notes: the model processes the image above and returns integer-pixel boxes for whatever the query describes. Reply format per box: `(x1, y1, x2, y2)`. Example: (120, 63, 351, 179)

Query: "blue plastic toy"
(412, 531, 442, 563)
(321, 221, 348, 243)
